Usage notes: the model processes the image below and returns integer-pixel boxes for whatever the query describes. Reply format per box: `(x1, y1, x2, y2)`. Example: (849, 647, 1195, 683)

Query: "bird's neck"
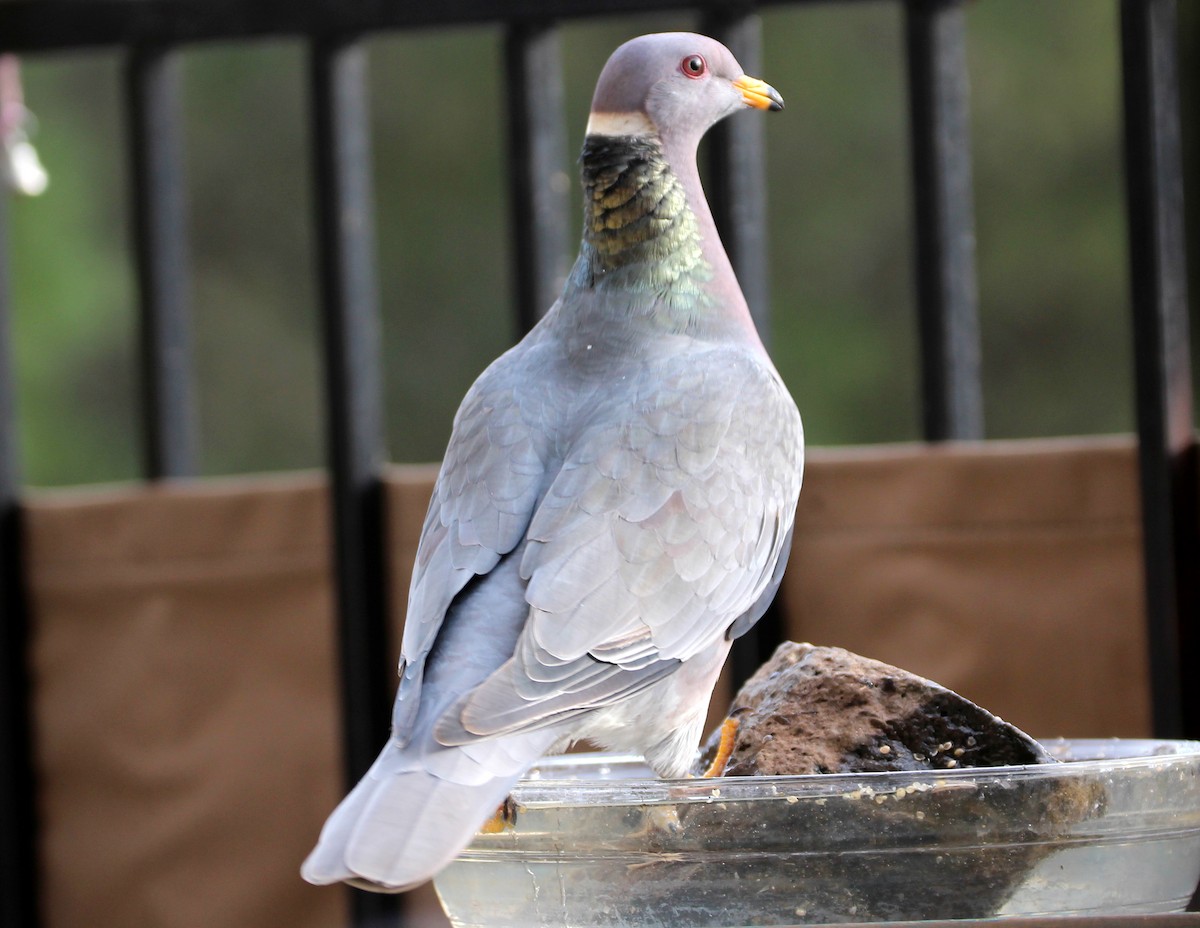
(571, 134, 713, 308)
(556, 131, 763, 351)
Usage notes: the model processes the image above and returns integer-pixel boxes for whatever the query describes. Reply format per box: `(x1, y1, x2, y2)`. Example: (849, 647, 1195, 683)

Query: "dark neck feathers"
(573, 135, 712, 302)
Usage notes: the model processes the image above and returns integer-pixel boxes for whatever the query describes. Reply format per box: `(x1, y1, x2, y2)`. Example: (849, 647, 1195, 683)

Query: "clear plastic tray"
(434, 739, 1200, 927)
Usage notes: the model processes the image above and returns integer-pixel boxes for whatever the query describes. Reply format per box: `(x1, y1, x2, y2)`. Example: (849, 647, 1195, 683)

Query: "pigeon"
(302, 31, 802, 893)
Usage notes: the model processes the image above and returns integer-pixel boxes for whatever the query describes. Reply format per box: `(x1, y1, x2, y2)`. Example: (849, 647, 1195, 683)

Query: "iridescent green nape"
(578, 135, 712, 304)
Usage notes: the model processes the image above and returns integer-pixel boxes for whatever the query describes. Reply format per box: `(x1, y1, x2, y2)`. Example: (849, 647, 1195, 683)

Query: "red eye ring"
(680, 55, 707, 79)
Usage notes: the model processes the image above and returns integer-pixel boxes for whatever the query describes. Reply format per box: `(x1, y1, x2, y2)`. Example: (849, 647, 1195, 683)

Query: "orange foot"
(702, 717, 739, 778)
(479, 795, 519, 834)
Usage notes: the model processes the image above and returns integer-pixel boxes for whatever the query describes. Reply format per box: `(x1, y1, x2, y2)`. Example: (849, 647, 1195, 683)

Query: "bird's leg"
(479, 795, 519, 834)
(701, 717, 738, 778)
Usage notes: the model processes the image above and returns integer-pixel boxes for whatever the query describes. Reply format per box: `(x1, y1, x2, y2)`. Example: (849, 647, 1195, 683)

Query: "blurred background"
(5, 0, 1199, 488)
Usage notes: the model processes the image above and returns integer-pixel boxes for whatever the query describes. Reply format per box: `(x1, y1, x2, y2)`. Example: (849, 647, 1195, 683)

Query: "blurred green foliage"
(5, 0, 1194, 487)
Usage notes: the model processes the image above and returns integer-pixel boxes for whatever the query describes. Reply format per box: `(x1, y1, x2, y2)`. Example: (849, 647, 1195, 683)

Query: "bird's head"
(586, 32, 783, 145)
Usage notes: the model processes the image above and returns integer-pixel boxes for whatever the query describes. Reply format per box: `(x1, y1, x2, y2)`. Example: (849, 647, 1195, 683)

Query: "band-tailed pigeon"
(302, 31, 802, 893)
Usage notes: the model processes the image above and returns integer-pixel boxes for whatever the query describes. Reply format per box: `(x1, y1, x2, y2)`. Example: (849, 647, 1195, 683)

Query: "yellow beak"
(734, 74, 784, 111)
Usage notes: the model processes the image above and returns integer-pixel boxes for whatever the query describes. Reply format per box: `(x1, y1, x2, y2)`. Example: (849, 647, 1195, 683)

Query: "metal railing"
(0, 1, 1195, 926)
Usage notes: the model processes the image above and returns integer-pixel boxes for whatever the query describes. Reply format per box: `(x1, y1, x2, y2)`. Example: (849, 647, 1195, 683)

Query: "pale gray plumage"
(302, 31, 802, 893)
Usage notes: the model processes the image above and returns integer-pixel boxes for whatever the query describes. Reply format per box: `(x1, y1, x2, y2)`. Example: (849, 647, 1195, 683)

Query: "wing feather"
(436, 346, 803, 743)
(391, 341, 561, 741)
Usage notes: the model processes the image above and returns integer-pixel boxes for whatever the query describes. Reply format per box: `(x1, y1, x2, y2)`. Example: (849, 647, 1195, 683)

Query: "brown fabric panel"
(383, 441, 1153, 739)
(781, 436, 1152, 738)
(25, 475, 343, 928)
(20, 437, 1163, 928)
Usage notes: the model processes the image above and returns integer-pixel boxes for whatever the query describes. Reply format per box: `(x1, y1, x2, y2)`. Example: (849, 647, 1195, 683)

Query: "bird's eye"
(680, 55, 707, 79)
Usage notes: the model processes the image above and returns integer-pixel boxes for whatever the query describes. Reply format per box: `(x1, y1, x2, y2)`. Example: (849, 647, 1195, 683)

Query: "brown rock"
(699, 641, 1053, 777)
(681, 642, 1104, 922)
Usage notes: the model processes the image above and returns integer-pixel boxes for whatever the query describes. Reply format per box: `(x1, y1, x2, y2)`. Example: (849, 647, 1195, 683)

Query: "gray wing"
(434, 346, 803, 744)
(391, 340, 559, 742)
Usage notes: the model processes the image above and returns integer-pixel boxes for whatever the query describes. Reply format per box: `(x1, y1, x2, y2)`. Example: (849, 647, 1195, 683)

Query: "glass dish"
(434, 739, 1200, 927)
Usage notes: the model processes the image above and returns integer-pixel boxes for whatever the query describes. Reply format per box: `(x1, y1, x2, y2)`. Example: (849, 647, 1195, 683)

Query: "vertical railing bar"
(701, 8, 772, 341)
(504, 21, 571, 335)
(904, 0, 984, 441)
(127, 45, 198, 479)
(699, 8, 782, 685)
(308, 34, 400, 928)
(0, 188, 40, 928)
(1119, 0, 1196, 739)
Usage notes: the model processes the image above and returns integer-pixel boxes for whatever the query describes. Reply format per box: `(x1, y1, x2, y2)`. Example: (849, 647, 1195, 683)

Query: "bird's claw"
(701, 717, 739, 778)
(479, 795, 520, 834)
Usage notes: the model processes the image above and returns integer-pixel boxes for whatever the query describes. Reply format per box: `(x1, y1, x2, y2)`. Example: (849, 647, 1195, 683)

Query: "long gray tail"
(301, 733, 556, 892)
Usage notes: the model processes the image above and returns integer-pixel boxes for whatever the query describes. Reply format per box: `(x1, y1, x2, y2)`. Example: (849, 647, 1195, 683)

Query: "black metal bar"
(904, 0, 984, 441)
(127, 46, 198, 479)
(504, 21, 570, 334)
(1119, 0, 1197, 739)
(308, 36, 400, 927)
(702, 9, 772, 341)
(0, 176, 41, 928)
(0, 0, 883, 54)
(699, 8, 782, 685)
